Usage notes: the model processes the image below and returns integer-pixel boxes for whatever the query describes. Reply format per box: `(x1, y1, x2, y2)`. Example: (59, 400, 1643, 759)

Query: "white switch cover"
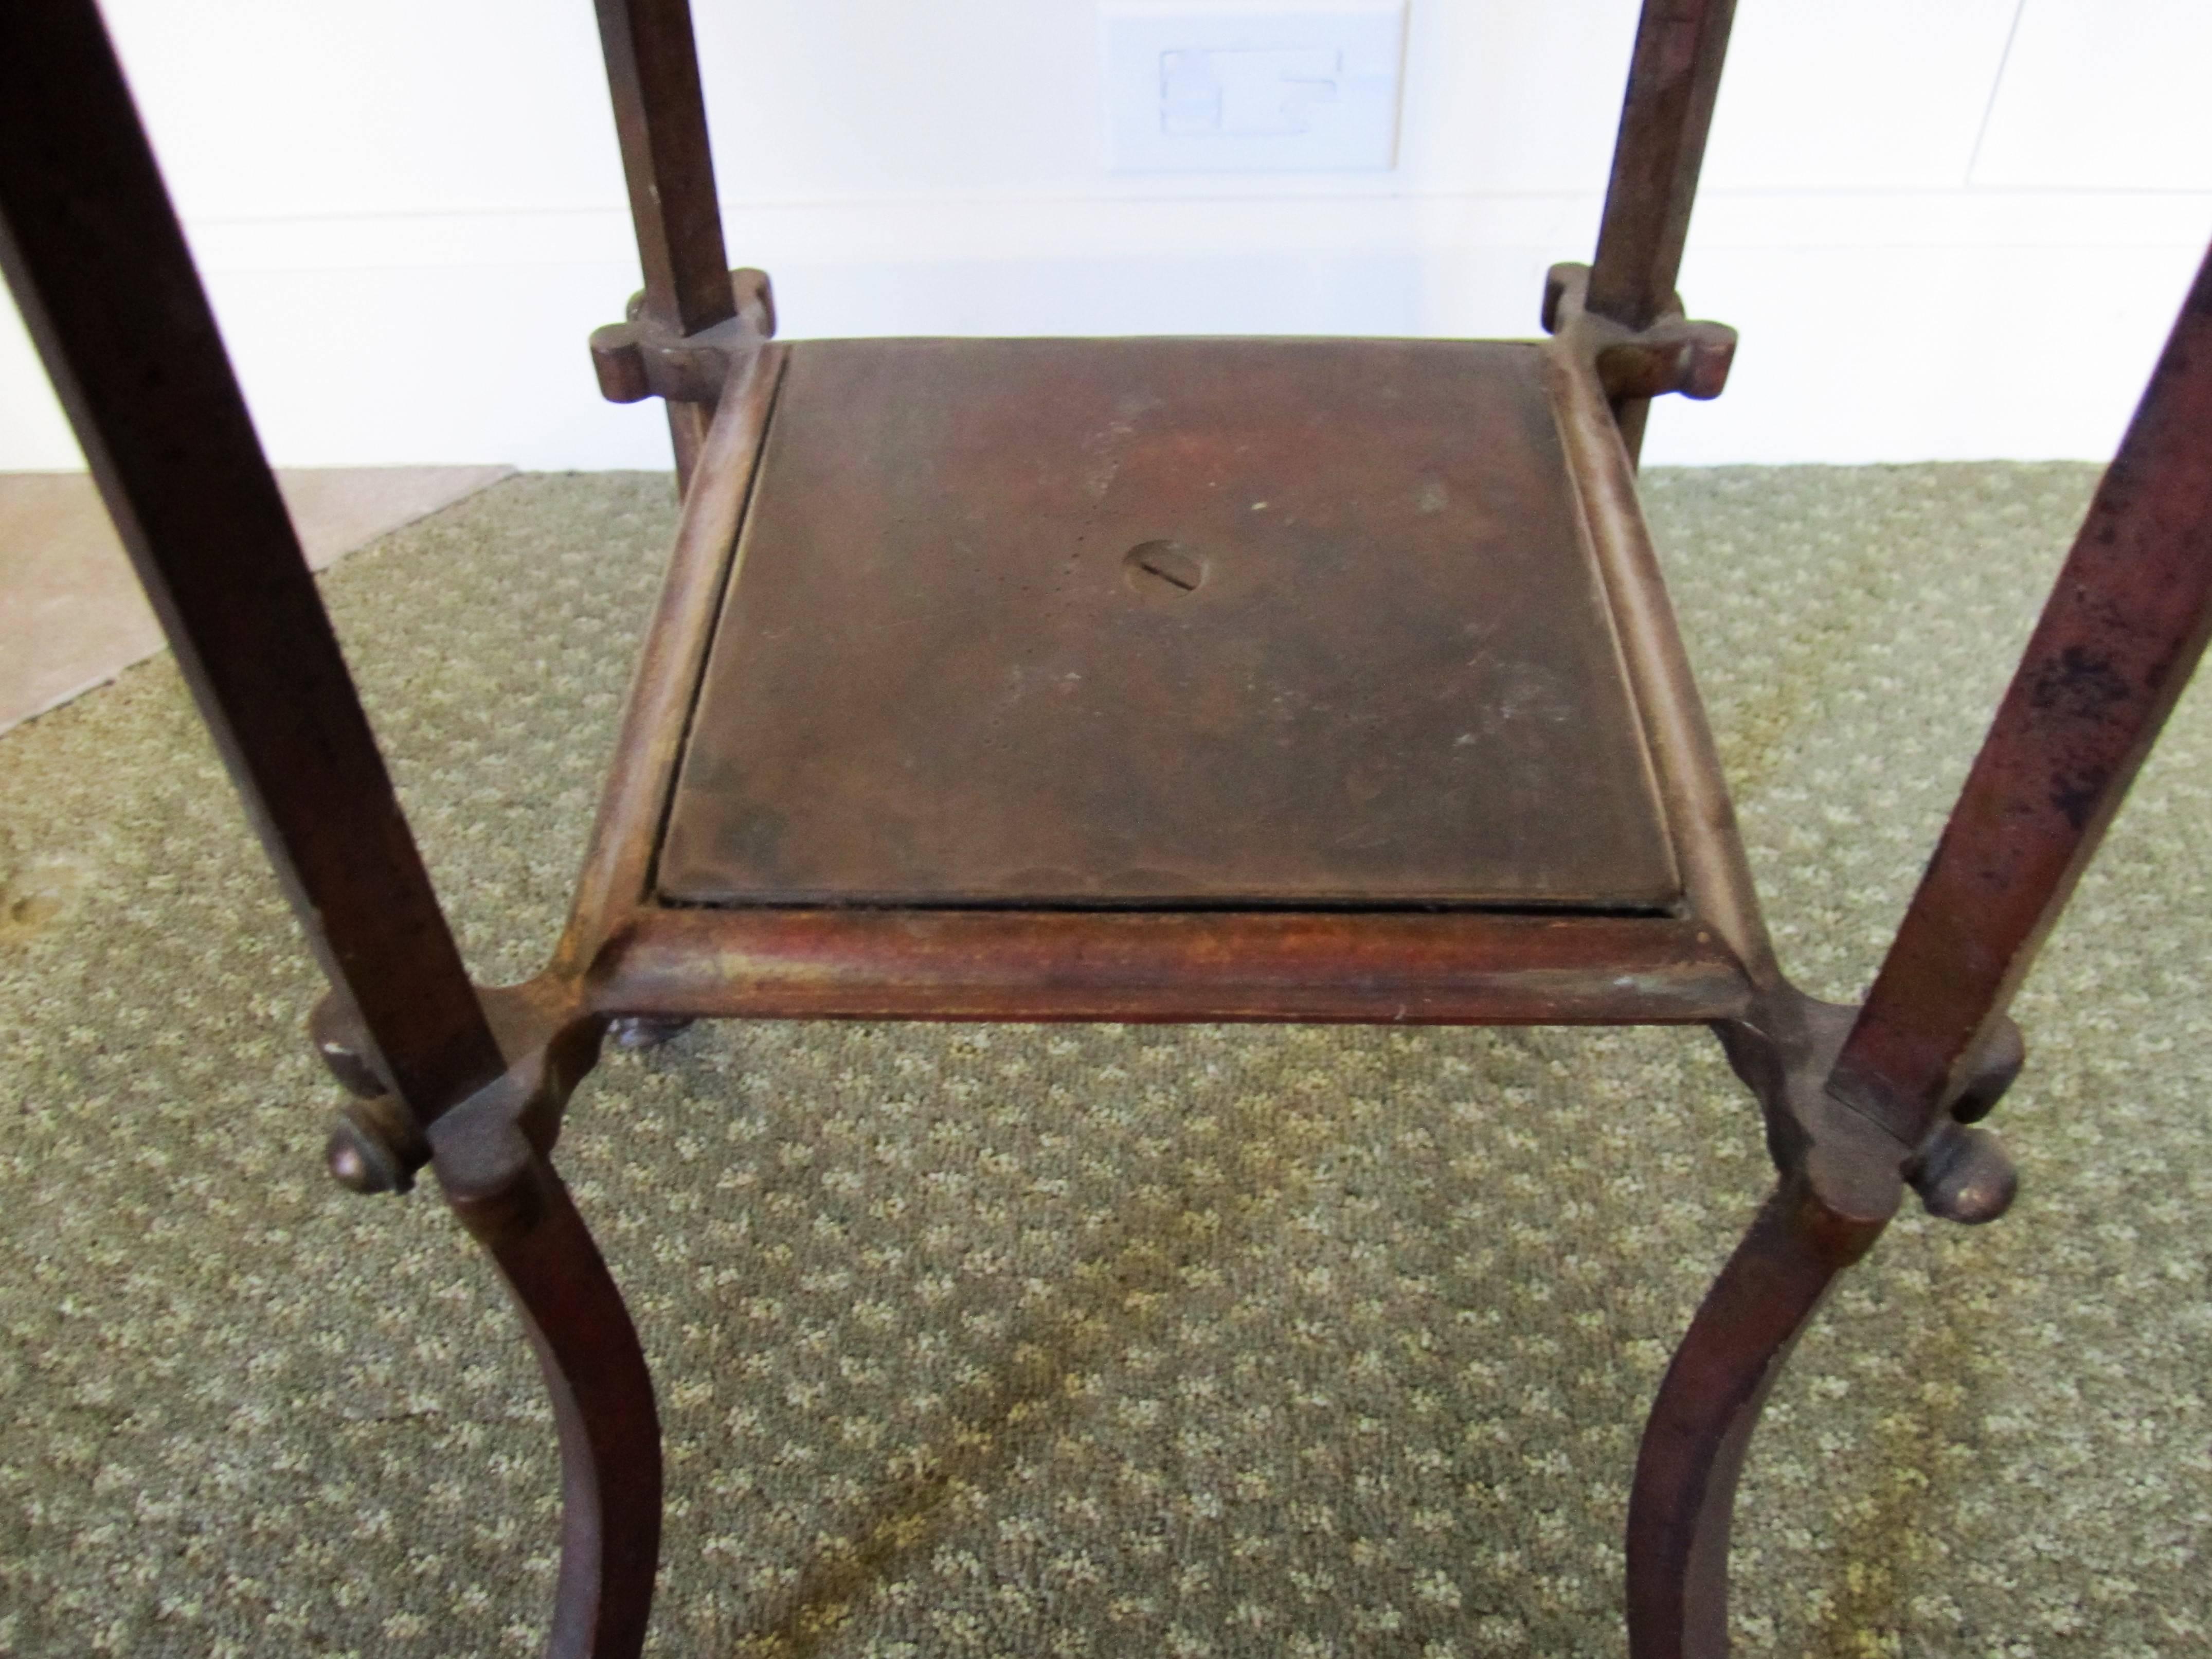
(1102, 1, 1406, 172)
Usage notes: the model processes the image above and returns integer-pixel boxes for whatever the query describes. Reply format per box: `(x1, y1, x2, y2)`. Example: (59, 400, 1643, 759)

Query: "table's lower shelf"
(659, 335, 1680, 914)
(562, 329, 1770, 1027)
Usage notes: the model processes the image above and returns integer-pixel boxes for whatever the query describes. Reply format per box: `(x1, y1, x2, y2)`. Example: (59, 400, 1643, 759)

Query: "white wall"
(4, 0, 2208, 471)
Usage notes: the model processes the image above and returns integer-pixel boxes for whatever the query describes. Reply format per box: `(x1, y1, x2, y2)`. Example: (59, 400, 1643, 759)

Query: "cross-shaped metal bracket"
(589, 265, 776, 406)
(1542, 260, 1737, 403)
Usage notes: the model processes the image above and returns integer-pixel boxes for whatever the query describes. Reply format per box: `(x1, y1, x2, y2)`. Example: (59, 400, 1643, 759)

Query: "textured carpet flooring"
(2, 465, 2208, 1657)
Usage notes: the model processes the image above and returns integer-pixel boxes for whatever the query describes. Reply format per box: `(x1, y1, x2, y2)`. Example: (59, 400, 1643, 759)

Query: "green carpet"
(2, 465, 2206, 1657)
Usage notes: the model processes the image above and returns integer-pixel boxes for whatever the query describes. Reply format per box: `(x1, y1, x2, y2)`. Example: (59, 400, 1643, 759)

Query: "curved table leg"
(1625, 1181, 1882, 1658)
(438, 1116, 663, 1659)
(1631, 988, 2025, 1657)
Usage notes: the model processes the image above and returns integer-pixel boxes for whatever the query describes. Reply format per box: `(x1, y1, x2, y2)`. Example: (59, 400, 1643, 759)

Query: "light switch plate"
(1102, 1, 1407, 173)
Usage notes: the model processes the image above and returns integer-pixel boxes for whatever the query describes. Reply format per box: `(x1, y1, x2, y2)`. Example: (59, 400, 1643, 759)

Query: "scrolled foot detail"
(1626, 1179, 1881, 1659)
(1629, 990, 1893, 1658)
(1628, 986, 2029, 1657)
(305, 973, 656, 1654)
(434, 1076, 662, 1659)
(306, 973, 654, 1654)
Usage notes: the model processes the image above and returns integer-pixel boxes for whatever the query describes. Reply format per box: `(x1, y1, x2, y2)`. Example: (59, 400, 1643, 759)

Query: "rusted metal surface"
(590, 266, 775, 405)
(660, 336, 1682, 911)
(314, 976, 610, 1195)
(1628, 1178, 1880, 1659)
(592, 0, 731, 338)
(1631, 983, 2025, 1658)
(557, 347, 786, 974)
(591, 0, 736, 496)
(434, 1088, 662, 1659)
(1827, 242, 2212, 1153)
(8, 21, 660, 1649)
(1543, 264, 1736, 404)
(0, 0, 504, 1130)
(1586, 0, 1737, 460)
(1595, 326, 1736, 402)
(588, 908, 1754, 1025)
(1543, 333, 1778, 988)
(56, 0, 2212, 1651)
(1589, 0, 1736, 331)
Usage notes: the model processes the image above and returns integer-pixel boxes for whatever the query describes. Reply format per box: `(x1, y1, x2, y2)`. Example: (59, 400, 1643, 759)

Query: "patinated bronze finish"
(6, 0, 2208, 1656)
